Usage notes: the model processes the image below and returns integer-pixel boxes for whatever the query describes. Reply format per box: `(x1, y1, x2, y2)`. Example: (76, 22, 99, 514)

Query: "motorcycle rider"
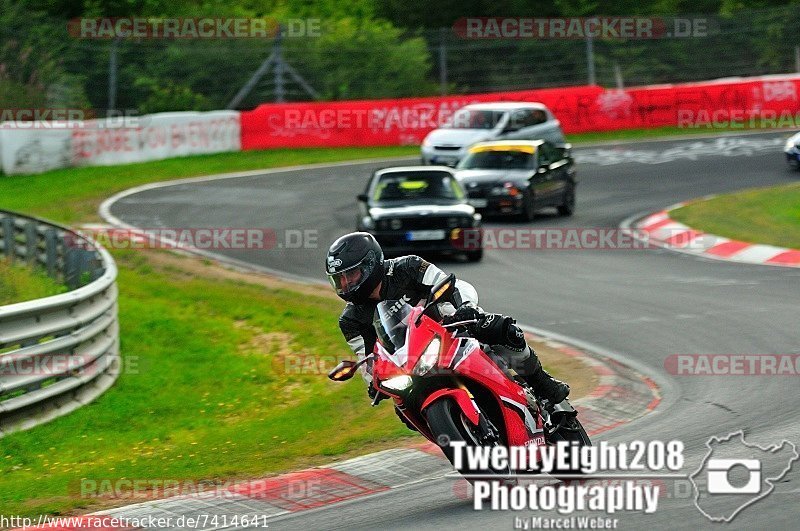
(325, 232, 569, 407)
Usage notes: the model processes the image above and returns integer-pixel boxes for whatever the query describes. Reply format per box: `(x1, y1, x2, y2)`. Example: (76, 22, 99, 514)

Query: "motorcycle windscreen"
(374, 300, 413, 355)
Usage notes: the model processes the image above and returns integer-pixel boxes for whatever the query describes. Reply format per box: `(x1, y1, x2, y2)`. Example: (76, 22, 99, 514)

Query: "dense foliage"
(2, 0, 799, 111)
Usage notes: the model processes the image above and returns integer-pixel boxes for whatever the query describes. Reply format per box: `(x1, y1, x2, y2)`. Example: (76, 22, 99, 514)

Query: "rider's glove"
(442, 304, 482, 325)
(367, 382, 388, 404)
(473, 313, 517, 346)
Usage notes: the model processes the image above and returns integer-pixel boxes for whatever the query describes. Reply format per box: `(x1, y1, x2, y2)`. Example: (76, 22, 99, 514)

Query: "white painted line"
(649, 221, 691, 241)
(727, 244, 788, 263)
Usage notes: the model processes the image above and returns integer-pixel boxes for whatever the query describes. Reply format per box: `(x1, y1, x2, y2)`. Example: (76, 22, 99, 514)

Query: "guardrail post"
(64, 246, 80, 289)
(1, 216, 13, 260)
(44, 228, 58, 278)
(25, 222, 38, 265)
(79, 248, 95, 286)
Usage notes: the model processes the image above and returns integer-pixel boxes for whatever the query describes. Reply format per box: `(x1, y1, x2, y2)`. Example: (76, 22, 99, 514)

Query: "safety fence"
(241, 74, 800, 148)
(3, 73, 800, 174)
(0, 210, 119, 436)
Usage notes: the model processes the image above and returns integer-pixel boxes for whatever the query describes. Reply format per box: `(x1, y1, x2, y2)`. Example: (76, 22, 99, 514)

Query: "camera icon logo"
(690, 431, 798, 522)
(706, 458, 761, 494)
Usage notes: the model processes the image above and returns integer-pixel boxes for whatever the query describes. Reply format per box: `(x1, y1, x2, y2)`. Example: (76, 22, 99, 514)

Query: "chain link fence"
(2, 6, 800, 114)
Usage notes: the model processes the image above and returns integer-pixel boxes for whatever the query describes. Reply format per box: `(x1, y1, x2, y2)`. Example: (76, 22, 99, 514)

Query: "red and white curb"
(18, 334, 659, 530)
(631, 200, 800, 267)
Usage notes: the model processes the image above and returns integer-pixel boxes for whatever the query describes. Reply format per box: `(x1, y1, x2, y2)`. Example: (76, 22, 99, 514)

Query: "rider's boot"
(521, 350, 570, 404)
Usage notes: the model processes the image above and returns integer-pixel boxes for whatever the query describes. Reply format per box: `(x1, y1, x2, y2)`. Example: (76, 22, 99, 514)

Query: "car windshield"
(374, 300, 414, 355)
(444, 109, 506, 130)
(457, 149, 535, 170)
(372, 172, 465, 203)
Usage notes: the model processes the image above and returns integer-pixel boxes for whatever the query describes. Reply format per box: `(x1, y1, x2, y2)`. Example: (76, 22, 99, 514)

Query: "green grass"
(0, 146, 419, 223)
(0, 259, 67, 305)
(565, 124, 792, 144)
(0, 143, 586, 517)
(0, 250, 411, 517)
(670, 183, 800, 249)
(0, 146, 428, 517)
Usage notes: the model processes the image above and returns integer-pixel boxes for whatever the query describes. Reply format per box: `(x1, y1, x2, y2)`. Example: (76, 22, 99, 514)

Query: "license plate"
(433, 156, 457, 166)
(468, 198, 488, 208)
(406, 230, 446, 241)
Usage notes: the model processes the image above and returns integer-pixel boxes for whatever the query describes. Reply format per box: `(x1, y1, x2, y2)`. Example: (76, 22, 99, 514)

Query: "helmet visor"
(327, 253, 377, 297)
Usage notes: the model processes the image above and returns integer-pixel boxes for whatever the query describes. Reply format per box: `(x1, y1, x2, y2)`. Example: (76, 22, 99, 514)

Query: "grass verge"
(670, 183, 800, 249)
(0, 145, 597, 517)
(0, 258, 67, 305)
(0, 250, 593, 517)
(565, 124, 792, 144)
(0, 146, 419, 223)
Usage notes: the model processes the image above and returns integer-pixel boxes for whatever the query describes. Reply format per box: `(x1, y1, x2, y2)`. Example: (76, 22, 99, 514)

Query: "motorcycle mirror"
(419, 273, 457, 325)
(426, 273, 456, 307)
(328, 360, 359, 381)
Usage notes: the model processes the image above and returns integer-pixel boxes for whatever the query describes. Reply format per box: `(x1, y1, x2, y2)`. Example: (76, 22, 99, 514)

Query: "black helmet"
(326, 232, 385, 303)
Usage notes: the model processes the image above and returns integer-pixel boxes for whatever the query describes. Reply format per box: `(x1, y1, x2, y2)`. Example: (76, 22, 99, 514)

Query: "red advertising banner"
(240, 75, 800, 150)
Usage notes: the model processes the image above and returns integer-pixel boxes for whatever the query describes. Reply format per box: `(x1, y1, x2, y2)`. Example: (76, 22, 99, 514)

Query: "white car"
(421, 102, 566, 166)
(785, 131, 800, 169)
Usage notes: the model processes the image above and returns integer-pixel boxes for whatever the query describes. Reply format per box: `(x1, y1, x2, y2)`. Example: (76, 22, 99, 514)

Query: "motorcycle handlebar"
(442, 318, 479, 329)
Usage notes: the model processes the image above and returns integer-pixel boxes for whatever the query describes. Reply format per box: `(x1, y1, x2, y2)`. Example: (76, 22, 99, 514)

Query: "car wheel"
(521, 193, 536, 222)
(465, 249, 483, 262)
(557, 186, 575, 217)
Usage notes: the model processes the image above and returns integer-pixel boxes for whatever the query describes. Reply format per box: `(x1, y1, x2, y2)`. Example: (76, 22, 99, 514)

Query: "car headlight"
(414, 337, 441, 375)
(382, 375, 413, 391)
(362, 216, 375, 230)
(785, 137, 799, 151)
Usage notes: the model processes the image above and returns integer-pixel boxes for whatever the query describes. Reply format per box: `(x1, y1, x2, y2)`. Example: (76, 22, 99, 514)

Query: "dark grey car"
(454, 140, 576, 221)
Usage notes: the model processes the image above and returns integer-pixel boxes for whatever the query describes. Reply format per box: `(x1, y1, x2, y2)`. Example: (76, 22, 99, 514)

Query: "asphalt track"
(107, 131, 800, 530)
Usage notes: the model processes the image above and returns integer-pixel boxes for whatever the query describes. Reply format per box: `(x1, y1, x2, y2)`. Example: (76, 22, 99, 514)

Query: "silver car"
(421, 102, 565, 166)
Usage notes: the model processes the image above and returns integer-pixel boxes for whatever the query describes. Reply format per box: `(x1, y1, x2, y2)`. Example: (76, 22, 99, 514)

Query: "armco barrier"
(240, 74, 800, 149)
(0, 210, 119, 436)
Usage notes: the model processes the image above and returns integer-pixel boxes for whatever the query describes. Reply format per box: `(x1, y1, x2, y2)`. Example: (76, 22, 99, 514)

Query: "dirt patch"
(533, 341, 598, 402)
(234, 320, 295, 357)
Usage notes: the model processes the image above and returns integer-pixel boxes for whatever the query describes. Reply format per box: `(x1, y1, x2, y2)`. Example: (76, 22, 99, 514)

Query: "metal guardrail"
(0, 210, 119, 436)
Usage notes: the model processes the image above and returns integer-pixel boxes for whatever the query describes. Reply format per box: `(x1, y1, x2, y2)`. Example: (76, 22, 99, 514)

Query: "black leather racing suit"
(338, 255, 540, 389)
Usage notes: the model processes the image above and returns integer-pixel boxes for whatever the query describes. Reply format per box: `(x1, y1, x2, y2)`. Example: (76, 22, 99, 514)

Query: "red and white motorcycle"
(329, 274, 591, 480)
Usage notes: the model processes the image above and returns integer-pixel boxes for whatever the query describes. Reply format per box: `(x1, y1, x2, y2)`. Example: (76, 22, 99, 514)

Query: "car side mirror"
(357, 193, 368, 202)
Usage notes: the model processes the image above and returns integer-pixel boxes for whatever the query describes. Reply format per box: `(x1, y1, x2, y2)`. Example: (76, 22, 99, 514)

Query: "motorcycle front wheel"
(425, 397, 513, 484)
(546, 416, 592, 477)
